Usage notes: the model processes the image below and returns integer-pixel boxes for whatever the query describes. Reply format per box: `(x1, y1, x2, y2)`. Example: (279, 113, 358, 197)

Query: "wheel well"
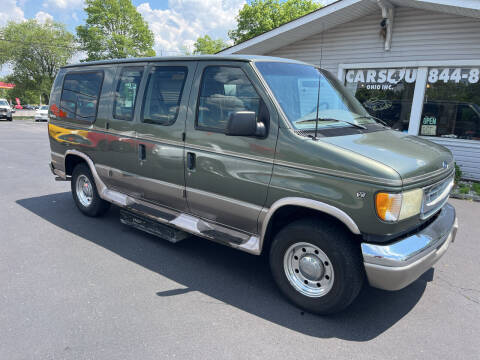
(65, 154, 86, 176)
(261, 205, 360, 255)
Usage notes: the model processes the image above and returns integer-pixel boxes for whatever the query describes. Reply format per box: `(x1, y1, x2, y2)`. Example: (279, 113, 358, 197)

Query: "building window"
(113, 67, 144, 121)
(420, 67, 480, 140)
(345, 68, 417, 132)
(196, 66, 260, 133)
(60, 71, 104, 122)
(141, 66, 188, 126)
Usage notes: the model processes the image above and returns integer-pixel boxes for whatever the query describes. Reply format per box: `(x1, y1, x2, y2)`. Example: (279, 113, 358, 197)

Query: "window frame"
(140, 65, 189, 127)
(59, 70, 104, 123)
(195, 65, 264, 134)
(112, 66, 145, 122)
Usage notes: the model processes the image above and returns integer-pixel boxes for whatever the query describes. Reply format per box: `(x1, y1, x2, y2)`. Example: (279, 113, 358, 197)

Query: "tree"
(193, 35, 228, 54)
(228, 0, 322, 44)
(0, 19, 76, 103)
(76, 0, 155, 61)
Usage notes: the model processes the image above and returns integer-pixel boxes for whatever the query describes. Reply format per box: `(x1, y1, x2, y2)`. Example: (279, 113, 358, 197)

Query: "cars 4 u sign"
(345, 68, 417, 90)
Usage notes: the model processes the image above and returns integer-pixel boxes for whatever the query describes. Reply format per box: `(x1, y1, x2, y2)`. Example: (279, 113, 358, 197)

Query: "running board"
(117, 197, 260, 254)
(120, 210, 189, 243)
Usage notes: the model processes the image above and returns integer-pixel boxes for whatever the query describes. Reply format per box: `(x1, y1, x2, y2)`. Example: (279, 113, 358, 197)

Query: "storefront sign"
(428, 68, 479, 84)
(421, 116, 437, 136)
(345, 68, 417, 86)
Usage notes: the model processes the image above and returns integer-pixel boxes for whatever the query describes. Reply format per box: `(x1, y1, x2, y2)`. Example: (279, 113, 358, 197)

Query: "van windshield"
(0, 100, 9, 106)
(255, 62, 379, 131)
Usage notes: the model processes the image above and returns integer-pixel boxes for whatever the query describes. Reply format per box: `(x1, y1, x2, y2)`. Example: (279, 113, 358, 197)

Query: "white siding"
(267, 7, 480, 74)
(424, 138, 480, 181)
(266, 7, 480, 180)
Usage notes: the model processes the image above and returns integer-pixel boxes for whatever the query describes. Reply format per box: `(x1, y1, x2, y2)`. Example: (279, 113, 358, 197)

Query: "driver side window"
(196, 66, 260, 132)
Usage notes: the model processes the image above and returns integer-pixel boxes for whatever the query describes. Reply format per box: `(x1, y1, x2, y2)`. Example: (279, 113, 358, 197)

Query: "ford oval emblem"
(442, 161, 448, 169)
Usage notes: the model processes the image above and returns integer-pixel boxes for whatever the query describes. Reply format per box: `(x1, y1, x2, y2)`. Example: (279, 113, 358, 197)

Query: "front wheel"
(71, 163, 110, 217)
(269, 218, 364, 315)
(7, 117, 12, 121)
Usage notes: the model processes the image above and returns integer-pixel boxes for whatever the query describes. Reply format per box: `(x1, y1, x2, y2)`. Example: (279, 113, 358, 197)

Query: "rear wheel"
(71, 163, 110, 217)
(269, 218, 364, 315)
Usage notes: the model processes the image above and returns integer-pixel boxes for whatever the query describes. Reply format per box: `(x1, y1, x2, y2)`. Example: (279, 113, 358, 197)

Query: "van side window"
(60, 71, 103, 122)
(141, 66, 188, 126)
(113, 67, 144, 121)
(197, 66, 260, 132)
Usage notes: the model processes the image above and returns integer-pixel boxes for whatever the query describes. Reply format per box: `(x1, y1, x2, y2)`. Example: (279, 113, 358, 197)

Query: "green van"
(48, 55, 458, 314)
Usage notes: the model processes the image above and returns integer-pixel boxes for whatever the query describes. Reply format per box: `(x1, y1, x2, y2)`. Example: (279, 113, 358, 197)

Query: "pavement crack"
(435, 275, 480, 305)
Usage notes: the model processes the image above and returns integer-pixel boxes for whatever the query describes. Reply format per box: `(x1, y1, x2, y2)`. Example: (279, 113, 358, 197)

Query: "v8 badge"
(356, 191, 366, 199)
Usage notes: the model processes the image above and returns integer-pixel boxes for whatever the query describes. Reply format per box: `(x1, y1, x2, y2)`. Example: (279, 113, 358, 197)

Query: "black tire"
(269, 217, 364, 315)
(71, 163, 110, 217)
(8, 117, 12, 121)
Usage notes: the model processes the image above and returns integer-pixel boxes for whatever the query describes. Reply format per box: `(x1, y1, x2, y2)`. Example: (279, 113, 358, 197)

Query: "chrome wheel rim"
(76, 174, 93, 207)
(283, 242, 334, 298)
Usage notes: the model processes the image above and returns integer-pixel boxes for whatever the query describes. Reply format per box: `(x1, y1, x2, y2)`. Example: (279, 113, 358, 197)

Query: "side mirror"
(226, 111, 266, 137)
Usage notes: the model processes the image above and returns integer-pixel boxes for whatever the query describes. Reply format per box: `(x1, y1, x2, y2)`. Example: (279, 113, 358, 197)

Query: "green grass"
(459, 186, 471, 194)
(472, 182, 480, 196)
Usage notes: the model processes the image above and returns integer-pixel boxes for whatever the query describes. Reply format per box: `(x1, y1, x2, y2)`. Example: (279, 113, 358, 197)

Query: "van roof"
(61, 55, 308, 68)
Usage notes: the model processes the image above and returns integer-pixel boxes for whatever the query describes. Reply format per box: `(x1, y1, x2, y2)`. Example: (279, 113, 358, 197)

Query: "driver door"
(184, 61, 278, 234)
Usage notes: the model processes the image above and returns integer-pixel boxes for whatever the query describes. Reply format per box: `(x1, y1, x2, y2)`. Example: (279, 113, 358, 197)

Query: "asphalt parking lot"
(1, 120, 479, 360)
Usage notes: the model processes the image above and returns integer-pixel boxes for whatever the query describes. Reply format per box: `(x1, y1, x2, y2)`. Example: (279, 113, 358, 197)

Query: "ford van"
(48, 56, 458, 314)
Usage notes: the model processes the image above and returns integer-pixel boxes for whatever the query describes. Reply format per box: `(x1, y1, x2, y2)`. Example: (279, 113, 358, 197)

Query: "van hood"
(321, 130, 453, 184)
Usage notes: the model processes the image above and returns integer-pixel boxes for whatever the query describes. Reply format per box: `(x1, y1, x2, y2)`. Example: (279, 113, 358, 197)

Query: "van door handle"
(187, 152, 196, 170)
(138, 144, 146, 161)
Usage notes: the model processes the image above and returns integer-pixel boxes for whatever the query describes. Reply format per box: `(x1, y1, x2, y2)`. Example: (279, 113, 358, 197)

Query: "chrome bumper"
(361, 203, 458, 291)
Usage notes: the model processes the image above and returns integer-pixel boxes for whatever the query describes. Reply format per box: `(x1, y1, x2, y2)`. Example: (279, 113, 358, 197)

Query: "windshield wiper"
(355, 115, 389, 127)
(296, 117, 367, 130)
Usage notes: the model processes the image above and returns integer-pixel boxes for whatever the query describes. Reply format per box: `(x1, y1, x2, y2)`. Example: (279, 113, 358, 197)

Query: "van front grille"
(421, 175, 454, 219)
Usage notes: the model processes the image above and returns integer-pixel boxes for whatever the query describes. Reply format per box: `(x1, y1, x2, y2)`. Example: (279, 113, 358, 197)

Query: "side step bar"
(119, 200, 260, 254)
(120, 210, 189, 243)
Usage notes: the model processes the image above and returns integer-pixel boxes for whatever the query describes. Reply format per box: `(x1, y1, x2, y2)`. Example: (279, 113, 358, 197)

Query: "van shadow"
(17, 192, 431, 341)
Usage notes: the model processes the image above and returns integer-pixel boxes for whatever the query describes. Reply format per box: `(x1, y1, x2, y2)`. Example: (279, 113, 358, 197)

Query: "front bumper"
(361, 203, 458, 291)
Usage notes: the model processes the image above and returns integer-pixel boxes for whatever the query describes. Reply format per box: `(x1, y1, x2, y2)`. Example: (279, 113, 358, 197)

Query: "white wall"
(268, 7, 480, 74)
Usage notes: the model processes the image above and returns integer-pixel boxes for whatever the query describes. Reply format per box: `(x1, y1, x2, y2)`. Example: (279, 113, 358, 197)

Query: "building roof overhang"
(219, 0, 480, 55)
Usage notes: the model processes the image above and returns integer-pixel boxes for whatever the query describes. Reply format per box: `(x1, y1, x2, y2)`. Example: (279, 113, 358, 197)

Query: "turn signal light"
(375, 189, 423, 222)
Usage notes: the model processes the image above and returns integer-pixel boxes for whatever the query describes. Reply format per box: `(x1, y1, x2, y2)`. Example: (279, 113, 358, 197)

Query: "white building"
(220, 0, 480, 180)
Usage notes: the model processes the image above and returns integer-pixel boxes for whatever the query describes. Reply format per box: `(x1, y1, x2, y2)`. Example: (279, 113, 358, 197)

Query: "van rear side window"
(141, 66, 187, 126)
(60, 71, 104, 122)
(113, 67, 144, 121)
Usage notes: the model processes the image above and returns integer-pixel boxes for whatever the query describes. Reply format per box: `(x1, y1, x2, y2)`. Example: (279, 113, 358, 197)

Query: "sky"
(0, 0, 334, 74)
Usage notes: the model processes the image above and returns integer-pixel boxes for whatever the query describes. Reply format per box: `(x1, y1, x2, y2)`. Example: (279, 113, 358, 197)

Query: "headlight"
(375, 188, 423, 222)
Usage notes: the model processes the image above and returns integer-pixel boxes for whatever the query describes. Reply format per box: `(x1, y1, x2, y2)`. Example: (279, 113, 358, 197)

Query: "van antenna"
(313, 24, 324, 140)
